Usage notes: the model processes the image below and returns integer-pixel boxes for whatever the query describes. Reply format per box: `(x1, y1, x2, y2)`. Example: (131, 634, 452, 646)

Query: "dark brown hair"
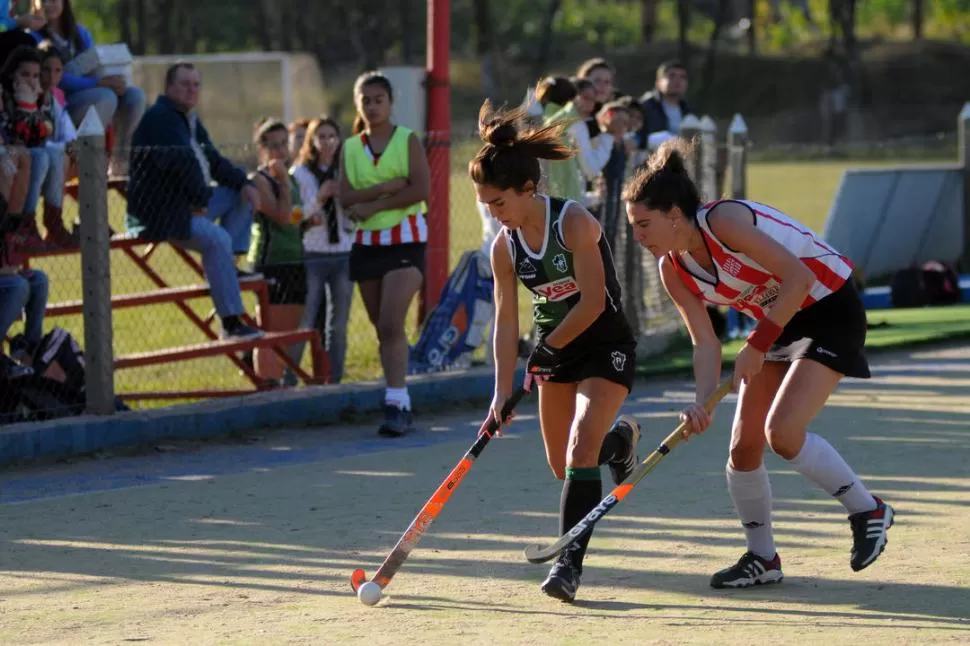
(352, 71, 394, 135)
(535, 76, 576, 108)
(164, 62, 196, 88)
(0, 45, 43, 96)
(622, 138, 700, 220)
(295, 116, 342, 170)
(288, 118, 311, 134)
(657, 59, 688, 80)
(253, 117, 288, 145)
(36, 40, 66, 66)
(577, 57, 613, 79)
(571, 78, 594, 95)
(35, 0, 84, 53)
(468, 99, 574, 192)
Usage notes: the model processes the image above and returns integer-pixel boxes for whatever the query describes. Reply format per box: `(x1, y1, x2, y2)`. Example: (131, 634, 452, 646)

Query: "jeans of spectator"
(67, 85, 146, 158)
(206, 186, 254, 255)
(297, 252, 352, 383)
(174, 217, 244, 318)
(0, 269, 48, 347)
(42, 145, 66, 208)
(24, 148, 50, 215)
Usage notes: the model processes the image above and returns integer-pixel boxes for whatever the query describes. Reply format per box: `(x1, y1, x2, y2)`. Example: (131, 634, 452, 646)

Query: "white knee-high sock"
(726, 463, 776, 560)
(788, 433, 877, 514)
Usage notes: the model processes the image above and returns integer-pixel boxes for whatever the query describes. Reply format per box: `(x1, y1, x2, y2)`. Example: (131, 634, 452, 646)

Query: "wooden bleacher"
(25, 181, 331, 399)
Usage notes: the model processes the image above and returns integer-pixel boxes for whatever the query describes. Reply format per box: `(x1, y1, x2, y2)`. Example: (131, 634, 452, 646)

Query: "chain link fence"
(3, 107, 965, 424)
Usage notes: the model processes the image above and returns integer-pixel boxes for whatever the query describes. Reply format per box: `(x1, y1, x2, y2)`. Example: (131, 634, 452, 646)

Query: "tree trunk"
(400, 0, 414, 63)
(279, 0, 293, 51)
(747, 0, 756, 54)
(677, 0, 691, 61)
(118, 0, 131, 47)
(132, 0, 146, 54)
(254, 0, 274, 50)
(157, 0, 175, 55)
(533, 0, 562, 81)
(473, 0, 499, 97)
(698, 0, 730, 106)
(912, 0, 923, 39)
(640, 0, 658, 44)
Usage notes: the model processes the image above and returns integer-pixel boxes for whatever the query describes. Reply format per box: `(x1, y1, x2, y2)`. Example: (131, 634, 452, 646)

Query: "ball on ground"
(357, 581, 382, 606)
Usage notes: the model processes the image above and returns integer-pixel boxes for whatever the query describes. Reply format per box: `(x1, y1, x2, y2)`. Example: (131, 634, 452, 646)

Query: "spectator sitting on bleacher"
(248, 118, 307, 386)
(30, 0, 145, 178)
(0, 45, 53, 252)
(37, 42, 75, 247)
(126, 62, 263, 340)
(637, 60, 692, 151)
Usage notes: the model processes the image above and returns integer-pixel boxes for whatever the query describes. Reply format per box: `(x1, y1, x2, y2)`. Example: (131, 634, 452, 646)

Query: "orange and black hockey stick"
(523, 380, 732, 563)
(351, 388, 528, 593)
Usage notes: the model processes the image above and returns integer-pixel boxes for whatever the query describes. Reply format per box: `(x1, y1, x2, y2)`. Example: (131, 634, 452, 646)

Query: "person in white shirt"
(290, 117, 354, 384)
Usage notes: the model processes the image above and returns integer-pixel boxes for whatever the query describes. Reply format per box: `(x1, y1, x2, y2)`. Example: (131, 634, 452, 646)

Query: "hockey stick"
(522, 380, 733, 564)
(351, 388, 528, 592)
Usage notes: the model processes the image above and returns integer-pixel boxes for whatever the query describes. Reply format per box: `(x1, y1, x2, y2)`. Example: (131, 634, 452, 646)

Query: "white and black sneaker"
(849, 496, 895, 572)
(710, 551, 784, 589)
(540, 554, 581, 603)
(606, 415, 641, 486)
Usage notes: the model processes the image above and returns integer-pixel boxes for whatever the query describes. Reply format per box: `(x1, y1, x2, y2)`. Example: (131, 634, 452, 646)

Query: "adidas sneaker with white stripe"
(710, 551, 784, 589)
(849, 496, 895, 572)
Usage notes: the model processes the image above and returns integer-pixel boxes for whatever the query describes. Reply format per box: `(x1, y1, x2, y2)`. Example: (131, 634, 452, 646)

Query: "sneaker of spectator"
(30, 0, 146, 179)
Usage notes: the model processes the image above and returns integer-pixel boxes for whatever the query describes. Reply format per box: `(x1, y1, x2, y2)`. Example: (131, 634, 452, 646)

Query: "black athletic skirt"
(349, 243, 426, 283)
(764, 279, 871, 378)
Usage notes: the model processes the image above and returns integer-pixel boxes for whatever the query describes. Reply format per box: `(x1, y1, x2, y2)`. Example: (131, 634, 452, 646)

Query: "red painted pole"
(422, 0, 450, 323)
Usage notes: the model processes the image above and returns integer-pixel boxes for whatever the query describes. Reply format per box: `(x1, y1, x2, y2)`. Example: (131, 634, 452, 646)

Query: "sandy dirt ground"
(1, 345, 969, 645)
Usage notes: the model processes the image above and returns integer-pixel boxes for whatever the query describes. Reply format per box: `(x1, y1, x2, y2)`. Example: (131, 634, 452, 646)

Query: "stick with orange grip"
(351, 389, 528, 593)
(522, 380, 732, 564)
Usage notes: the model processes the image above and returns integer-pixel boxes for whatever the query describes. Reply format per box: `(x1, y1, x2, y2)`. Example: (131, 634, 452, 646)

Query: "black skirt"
(764, 280, 871, 379)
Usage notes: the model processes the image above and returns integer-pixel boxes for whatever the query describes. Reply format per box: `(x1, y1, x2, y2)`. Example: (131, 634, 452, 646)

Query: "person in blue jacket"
(31, 0, 144, 177)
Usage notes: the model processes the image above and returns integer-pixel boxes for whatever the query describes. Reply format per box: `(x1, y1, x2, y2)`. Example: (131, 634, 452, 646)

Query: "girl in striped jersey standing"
(340, 72, 431, 437)
(624, 139, 895, 589)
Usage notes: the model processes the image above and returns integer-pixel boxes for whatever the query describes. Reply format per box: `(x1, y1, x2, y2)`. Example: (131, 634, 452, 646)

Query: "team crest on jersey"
(534, 276, 579, 302)
(553, 253, 568, 274)
(722, 257, 744, 277)
(518, 259, 537, 279)
(610, 351, 627, 372)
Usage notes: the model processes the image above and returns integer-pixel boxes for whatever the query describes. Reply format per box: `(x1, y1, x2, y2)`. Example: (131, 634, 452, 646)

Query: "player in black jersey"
(468, 99, 641, 602)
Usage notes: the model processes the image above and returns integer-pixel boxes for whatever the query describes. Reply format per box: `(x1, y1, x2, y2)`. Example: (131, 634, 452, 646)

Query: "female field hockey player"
(469, 100, 642, 603)
(623, 139, 895, 589)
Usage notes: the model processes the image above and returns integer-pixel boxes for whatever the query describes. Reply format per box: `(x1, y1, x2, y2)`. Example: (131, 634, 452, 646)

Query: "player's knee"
(729, 425, 764, 470)
(548, 462, 566, 480)
(764, 415, 803, 460)
(376, 315, 403, 343)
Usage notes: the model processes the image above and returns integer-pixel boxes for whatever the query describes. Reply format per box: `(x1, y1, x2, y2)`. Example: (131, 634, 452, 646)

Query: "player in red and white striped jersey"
(623, 139, 895, 589)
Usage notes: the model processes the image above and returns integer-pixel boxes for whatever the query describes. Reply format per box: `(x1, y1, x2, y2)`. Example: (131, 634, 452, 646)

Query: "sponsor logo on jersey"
(610, 350, 627, 372)
(518, 259, 537, 280)
(553, 253, 568, 274)
(737, 281, 781, 309)
(534, 276, 579, 302)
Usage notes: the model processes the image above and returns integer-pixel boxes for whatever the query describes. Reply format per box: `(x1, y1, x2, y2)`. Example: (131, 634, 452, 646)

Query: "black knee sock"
(597, 430, 628, 465)
(560, 467, 602, 572)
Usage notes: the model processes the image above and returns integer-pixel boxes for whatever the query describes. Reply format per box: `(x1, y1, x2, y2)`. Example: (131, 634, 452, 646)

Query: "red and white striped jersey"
(668, 199, 854, 320)
(354, 212, 428, 246)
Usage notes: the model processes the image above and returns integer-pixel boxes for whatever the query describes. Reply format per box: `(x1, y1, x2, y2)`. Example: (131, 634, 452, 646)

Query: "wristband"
(746, 318, 783, 353)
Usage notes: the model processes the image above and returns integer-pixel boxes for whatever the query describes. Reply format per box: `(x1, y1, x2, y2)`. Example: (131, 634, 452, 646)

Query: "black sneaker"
(606, 414, 641, 485)
(540, 554, 581, 603)
(222, 320, 264, 340)
(710, 551, 784, 589)
(849, 496, 895, 572)
(378, 405, 414, 437)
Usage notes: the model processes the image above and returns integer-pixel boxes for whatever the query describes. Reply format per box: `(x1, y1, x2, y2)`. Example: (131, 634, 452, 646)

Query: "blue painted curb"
(0, 366, 525, 467)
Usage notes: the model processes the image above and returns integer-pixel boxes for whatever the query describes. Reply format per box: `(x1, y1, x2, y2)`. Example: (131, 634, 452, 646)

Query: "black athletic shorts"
(349, 242, 426, 283)
(765, 279, 870, 378)
(544, 341, 637, 393)
(258, 262, 307, 305)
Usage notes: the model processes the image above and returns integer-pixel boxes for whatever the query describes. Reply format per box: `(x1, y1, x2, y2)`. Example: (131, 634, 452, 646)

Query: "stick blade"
(523, 543, 560, 564)
(350, 568, 367, 592)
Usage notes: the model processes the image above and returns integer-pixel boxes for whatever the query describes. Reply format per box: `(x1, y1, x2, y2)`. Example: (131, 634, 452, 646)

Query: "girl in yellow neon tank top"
(339, 72, 431, 437)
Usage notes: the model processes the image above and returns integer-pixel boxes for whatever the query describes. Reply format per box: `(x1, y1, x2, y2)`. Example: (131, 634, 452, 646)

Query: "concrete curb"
(0, 366, 525, 468)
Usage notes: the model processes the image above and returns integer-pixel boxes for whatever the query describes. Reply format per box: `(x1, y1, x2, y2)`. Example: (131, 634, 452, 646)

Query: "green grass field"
(16, 154, 955, 404)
